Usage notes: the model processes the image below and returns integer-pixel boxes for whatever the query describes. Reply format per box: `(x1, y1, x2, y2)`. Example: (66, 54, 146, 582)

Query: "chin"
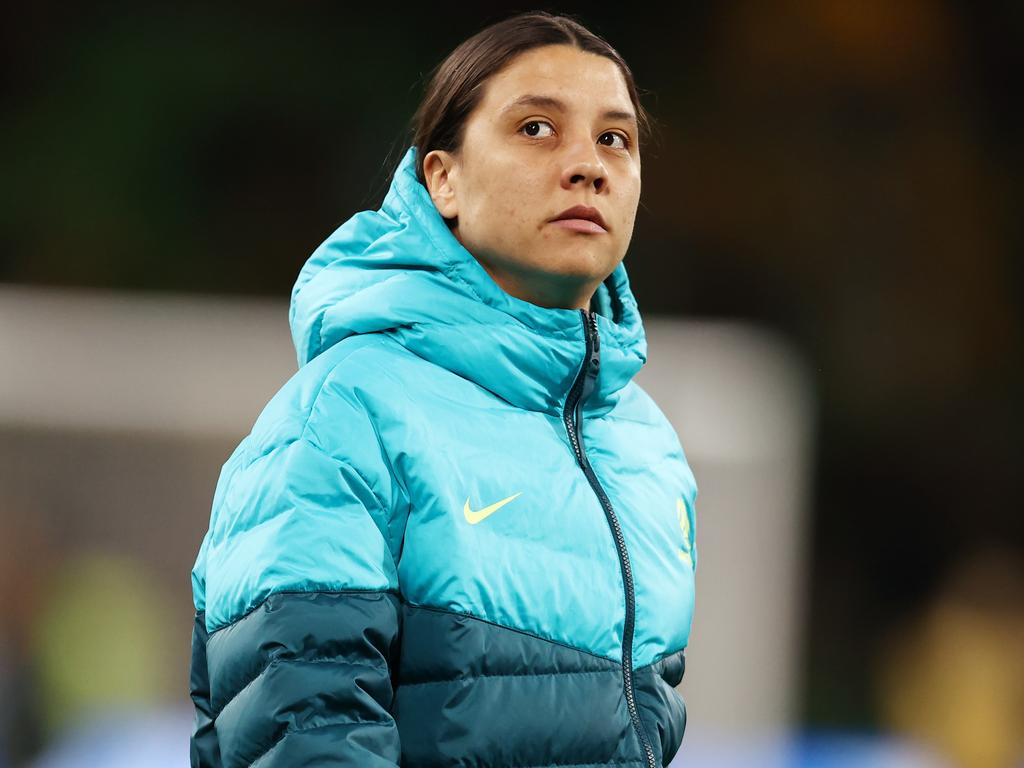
(545, 247, 614, 279)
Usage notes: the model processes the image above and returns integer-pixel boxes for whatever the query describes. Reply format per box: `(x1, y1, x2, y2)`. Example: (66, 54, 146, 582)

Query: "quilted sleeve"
(190, 429, 405, 768)
(190, 609, 220, 767)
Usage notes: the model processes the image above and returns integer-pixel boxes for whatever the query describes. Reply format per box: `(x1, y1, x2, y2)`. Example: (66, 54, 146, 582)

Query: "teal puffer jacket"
(189, 145, 699, 768)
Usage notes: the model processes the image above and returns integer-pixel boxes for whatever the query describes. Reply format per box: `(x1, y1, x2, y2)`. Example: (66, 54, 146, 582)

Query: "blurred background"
(1, 2, 1021, 766)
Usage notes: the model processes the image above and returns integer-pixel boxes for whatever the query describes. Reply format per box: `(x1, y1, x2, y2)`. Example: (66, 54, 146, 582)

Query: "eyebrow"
(499, 94, 637, 126)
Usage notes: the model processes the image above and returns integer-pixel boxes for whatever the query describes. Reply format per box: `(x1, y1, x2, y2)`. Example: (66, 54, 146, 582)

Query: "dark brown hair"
(405, 11, 655, 187)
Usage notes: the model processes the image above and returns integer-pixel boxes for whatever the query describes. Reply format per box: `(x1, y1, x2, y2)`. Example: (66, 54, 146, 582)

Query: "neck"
(473, 259, 598, 311)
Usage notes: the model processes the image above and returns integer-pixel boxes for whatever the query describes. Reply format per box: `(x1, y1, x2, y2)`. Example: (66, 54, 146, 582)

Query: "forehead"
(477, 45, 633, 116)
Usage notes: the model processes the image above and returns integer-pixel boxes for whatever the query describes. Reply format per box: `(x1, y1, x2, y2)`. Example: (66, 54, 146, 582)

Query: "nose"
(559, 143, 607, 193)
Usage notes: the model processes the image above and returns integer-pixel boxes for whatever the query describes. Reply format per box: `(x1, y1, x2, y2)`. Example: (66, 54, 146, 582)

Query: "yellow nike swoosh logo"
(464, 492, 522, 525)
(677, 496, 693, 565)
(677, 497, 691, 549)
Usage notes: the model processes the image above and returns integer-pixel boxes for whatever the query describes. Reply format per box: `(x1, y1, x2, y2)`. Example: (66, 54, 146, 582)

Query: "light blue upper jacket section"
(192, 146, 698, 664)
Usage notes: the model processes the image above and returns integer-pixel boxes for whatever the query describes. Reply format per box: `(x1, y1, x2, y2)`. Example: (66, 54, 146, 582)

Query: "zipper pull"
(581, 309, 601, 403)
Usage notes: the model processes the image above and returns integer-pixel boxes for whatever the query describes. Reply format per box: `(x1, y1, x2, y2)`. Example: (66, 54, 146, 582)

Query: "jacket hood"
(289, 145, 648, 415)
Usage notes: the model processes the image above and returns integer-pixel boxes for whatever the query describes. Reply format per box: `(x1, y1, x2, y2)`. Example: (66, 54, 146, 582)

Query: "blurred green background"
(1, 3, 1021, 766)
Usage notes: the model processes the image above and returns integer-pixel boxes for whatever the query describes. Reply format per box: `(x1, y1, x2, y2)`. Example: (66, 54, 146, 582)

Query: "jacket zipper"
(563, 308, 657, 768)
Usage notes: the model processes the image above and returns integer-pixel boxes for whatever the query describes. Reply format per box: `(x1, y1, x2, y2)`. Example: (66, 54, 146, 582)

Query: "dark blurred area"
(1, 2, 1021, 766)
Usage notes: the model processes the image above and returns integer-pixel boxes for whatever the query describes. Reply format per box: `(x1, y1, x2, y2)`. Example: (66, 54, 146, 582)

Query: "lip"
(549, 204, 608, 232)
(550, 218, 607, 234)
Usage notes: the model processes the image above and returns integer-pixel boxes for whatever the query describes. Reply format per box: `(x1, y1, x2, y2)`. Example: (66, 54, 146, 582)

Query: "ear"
(422, 149, 459, 220)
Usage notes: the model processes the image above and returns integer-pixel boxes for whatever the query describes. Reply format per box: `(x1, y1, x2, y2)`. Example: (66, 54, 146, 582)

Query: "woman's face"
(423, 44, 642, 310)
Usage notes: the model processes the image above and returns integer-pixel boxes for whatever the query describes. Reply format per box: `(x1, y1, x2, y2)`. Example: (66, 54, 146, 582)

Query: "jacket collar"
(290, 145, 647, 416)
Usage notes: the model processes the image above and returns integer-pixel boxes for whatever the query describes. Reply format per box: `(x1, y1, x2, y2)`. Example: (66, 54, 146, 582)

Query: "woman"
(189, 11, 698, 768)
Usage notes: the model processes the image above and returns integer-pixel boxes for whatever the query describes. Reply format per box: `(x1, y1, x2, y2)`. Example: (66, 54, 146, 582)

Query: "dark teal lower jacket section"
(635, 648, 687, 767)
(190, 591, 687, 767)
(195, 591, 402, 767)
(190, 611, 220, 767)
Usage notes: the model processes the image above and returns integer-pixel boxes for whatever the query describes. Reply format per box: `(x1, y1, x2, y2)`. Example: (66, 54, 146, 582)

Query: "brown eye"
(600, 132, 630, 150)
(520, 120, 554, 138)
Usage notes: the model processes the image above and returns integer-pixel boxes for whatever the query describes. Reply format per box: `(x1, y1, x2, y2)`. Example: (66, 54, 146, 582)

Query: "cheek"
(626, 173, 642, 208)
(469, 181, 536, 245)
(617, 179, 642, 225)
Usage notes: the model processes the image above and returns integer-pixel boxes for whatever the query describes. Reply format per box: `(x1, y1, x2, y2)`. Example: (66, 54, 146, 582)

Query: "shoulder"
(239, 335, 408, 461)
(606, 380, 698, 495)
(212, 335, 416, 526)
(606, 379, 684, 444)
